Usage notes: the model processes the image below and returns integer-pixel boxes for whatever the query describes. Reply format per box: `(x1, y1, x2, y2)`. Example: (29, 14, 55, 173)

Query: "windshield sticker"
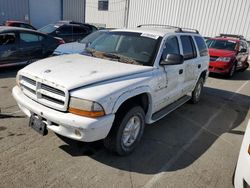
(228, 40, 236, 43)
(141, 33, 159, 39)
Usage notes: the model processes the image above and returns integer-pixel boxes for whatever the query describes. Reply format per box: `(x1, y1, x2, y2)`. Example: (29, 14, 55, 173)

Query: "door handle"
(179, 69, 183, 74)
(198, 64, 201, 69)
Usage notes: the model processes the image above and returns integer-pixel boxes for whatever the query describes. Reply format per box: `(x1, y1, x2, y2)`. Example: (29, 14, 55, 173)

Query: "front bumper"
(209, 61, 231, 74)
(12, 86, 115, 142)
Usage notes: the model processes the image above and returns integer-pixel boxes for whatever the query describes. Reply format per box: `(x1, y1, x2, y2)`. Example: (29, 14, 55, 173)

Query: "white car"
(12, 25, 209, 155)
(234, 120, 250, 188)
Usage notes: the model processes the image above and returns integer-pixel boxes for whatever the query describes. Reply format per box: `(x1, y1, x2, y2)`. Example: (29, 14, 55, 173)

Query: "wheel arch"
(112, 87, 152, 122)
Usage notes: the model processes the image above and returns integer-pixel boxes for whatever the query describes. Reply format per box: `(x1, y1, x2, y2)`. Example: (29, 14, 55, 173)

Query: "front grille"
(41, 84, 65, 97)
(20, 76, 68, 111)
(210, 56, 218, 62)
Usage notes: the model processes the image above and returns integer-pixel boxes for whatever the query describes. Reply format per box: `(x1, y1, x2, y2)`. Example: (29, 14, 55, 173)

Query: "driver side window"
(162, 36, 180, 60)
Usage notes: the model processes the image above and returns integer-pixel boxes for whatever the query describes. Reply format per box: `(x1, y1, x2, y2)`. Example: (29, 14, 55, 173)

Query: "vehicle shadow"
(0, 66, 25, 79)
(58, 86, 250, 174)
(209, 68, 250, 81)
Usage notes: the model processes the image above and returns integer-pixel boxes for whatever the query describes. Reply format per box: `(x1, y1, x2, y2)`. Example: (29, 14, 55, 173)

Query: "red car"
(206, 34, 249, 77)
(4, 20, 36, 30)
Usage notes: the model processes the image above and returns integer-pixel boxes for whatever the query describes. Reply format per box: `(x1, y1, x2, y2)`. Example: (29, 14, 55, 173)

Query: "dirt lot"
(0, 67, 250, 188)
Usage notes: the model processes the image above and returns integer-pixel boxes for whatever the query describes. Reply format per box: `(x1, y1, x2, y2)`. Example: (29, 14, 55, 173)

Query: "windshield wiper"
(102, 52, 141, 65)
(85, 47, 96, 56)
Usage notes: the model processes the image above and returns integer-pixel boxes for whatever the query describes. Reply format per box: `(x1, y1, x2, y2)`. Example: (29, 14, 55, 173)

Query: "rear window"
(0, 33, 16, 45)
(206, 39, 237, 51)
(194, 36, 208, 56)
(180, 36, 197, 60)
(39, 24, 57, 34)
(20, 33, 43, 43)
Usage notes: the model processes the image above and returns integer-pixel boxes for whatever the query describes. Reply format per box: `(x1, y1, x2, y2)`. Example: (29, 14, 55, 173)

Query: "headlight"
(216, 57, 231, 62)
(68, 97, 105, 118)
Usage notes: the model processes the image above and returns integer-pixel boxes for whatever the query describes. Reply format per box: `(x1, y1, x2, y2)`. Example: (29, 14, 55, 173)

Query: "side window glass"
(194, 36, 208, 56)
(73, 26, 88, 34)
(20, 24, 33, 30)
(180, 36, 196, 60)
(58, 26, 73, 35)
(162, 36, 180, 59)
(20, 33, 40, 43)
(0, 33, 16, 45)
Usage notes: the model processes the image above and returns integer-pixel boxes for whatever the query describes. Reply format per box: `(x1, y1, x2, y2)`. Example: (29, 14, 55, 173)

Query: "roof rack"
(219, 33, 245, 40)
(137, 24, 199, 34)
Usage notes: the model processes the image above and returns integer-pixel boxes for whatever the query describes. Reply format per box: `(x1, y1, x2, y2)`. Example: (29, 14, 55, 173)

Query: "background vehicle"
(38, 20, 97, 43)
(0, 26, 64, 68)
(206, 34, 249, 77)
(12, 25, 209, 155)
(4, 20, 36, 30)
(53, 30, 108, 55)
(234, 120, 250, 188)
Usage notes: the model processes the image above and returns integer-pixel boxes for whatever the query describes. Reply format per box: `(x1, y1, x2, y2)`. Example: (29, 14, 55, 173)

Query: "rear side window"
(73, 26, 88, 34)
(20, 23, 34, 30)
(58, 26, 73, 35)
(194, 36, 208, 56)
(180, 36, 197, 60)
(0, 33, 16, 45)
(20, 33, 43, 43)
(162, 36, 180, 59)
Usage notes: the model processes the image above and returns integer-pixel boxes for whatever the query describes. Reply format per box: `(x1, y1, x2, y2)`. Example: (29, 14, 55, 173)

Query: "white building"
(85, 0, 250, 40)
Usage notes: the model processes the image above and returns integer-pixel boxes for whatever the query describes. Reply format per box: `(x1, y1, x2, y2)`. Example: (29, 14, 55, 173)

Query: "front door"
(0, 32, 19, 67)
(153, 35, 185, 113)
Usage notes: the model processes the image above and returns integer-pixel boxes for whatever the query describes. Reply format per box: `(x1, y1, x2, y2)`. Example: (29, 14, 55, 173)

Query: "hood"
(53, 42, 86, 55)
(19, 54, 154, 90)
(209, 48, 236, 57)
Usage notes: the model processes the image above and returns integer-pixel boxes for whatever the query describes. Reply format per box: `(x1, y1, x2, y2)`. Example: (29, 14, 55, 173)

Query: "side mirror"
(161, 53, 184, 65)
(240, 48, 247, 53)
(55, 30, 61, 35)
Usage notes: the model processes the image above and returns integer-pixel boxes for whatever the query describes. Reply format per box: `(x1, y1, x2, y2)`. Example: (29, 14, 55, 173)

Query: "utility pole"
(124, 0, 130, 28)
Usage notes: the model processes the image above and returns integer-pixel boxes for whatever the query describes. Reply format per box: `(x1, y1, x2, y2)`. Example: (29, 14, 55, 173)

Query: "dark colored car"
(4, 20, 36, 30)
(38, 20, 97, 43)
(53, 30, 109, 55)
(207, 34, 249, 77)
(0, 26, 64, 68)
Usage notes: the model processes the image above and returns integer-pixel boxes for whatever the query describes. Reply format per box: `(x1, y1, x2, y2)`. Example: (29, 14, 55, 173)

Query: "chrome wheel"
(122, 115, 141, 147)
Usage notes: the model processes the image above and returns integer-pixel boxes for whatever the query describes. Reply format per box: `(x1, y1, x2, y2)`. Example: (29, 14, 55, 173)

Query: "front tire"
(227, 63, 236, 78)
(104, 106, 145, 156)
(191, 77, 204, 104)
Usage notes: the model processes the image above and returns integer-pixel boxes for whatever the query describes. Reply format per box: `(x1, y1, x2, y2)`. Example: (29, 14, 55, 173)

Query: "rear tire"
(191, 77, 204, 104)
(104, 106, 145, 156)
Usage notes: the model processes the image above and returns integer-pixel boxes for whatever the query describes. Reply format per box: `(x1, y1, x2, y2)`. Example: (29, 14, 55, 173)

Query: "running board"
(152, 95, 191, 121)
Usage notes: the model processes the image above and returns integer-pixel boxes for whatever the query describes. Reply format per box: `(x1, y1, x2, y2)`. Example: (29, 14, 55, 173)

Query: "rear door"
(19, 32, 43, 62)
(0, 32, 20, 66)
(180, 35, 199, 93)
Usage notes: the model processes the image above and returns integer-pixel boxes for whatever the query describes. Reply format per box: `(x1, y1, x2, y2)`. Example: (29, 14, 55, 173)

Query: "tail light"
(58, 39, 65, 45)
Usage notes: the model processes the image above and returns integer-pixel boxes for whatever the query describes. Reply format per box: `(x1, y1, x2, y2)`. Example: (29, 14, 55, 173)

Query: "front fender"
(112, 86, 153, 120)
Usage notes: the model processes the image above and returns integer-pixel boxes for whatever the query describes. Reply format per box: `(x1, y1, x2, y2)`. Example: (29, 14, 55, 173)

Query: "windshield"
(38, 24, 57, 34)
(206, 39, 237, 51)
(80, 31, 106, 44)
(87, 32, 162, 66)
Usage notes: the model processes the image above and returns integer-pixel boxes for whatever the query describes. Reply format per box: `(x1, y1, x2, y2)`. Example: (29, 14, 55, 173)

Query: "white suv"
(13, 25, 209, 155)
